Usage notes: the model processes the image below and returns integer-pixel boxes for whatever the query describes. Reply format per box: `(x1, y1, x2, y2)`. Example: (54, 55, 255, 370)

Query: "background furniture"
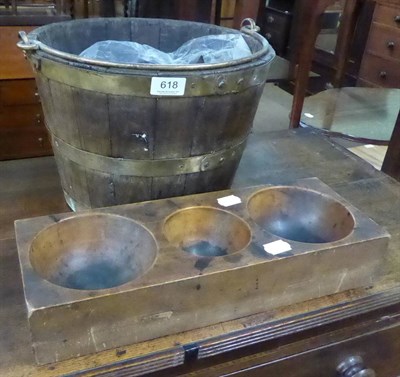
(358, 0, 400, 87)
(291, 0, 400, 183)
(289, 0, 400, 129)
(0, 0, 70, 24)
(135, 0, 216, 23)
(262, 0, 294, 56)
(289, 0, 338, 128)
(288, 0, 371, 128)
(0, 1, 71, 160)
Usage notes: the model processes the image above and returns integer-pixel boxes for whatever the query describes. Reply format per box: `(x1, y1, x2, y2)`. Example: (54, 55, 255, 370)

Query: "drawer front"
(0, 80, 40, 107)
(374, 4, 400, 29)
(367, 24, 400, 60)
(263, 29, 288, 55)
(227, 323, 400, 377)
(357, 77, 380, 88)
(264, 8, 292, 34)
(367, 24, 400, 61)
(0, 127, 52, 160)
(359, 53, 400, 87)
(0, 104, 44, 129)
(0, 77, 50, 159)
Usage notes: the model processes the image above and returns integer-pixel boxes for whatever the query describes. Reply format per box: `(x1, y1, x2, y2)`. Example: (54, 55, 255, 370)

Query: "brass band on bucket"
(36, 57, 269, 97)
(51, 134, 247, 177)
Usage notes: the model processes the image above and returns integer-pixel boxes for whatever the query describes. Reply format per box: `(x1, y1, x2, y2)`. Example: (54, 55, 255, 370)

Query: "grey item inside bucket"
(79, 34, 253, 64)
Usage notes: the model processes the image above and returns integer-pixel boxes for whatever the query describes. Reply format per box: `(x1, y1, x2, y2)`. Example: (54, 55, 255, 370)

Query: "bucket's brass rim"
(22, 19, 273, 97)
(37, 57, 269, 97)
(17, 18, 275, 71)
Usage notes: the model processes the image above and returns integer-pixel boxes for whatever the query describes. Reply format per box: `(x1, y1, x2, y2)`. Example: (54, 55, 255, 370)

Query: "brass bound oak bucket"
(18, 18, 275, 210)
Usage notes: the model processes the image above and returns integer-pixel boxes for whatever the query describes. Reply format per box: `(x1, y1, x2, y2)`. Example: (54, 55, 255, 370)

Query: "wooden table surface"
(300, 88, 400, 143)
(1, 128, 400, 376)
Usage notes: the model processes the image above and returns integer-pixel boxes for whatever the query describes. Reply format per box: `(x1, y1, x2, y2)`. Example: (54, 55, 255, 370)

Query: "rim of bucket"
(17, 18, 275, 72)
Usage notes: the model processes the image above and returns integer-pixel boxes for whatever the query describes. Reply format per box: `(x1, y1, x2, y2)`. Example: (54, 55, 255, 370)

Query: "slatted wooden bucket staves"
(18, 18, 275, 210)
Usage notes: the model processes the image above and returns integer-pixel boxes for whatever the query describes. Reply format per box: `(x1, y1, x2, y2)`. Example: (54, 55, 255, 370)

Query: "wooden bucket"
(18, 18, 275, 210)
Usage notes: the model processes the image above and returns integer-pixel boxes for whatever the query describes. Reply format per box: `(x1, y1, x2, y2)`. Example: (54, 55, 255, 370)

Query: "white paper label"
(364, 144, 374, 149)
(217, 195, 242, 207)
(150, 77, 186, 96)
(263, 240, 292, 255)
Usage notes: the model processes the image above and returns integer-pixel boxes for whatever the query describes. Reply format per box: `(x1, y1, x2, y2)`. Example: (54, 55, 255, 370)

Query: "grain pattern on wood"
(14, 177, 388, 364)
(184, 158, 241, 195)
(2, 129, 400, 375)
(218, 86, 264, 146)
(0, 126, 52, 160)
(84, 170, 117, 209)
(0, 80, 40, 106)
(153, 97, 198, 159)
(105, 17, 132, 41)
(107, 94, 155, 203)
(113, 174, 152, 205)
(72, 87, 111, 155)
(130, 18, 160, 47)
(0, 157, 69, 240)
(108, 95, 156, 160)
(45, 79, 81, 144)
(151, 96, 203, 199)
(0, 104, 42, 129)
(58, 157, 91, 206)
(0, 75, 51, 160)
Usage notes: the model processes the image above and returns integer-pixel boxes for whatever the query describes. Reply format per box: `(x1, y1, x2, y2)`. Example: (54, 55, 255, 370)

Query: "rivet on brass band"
(52, 135, 247, 177)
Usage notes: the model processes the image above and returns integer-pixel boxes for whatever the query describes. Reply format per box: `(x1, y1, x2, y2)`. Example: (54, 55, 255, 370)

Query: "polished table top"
(301, 88, 400, 143)
(1, 128, 400, 376)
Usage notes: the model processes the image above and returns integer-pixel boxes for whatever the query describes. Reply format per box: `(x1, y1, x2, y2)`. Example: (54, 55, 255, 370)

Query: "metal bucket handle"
(17, 18, 273, 71)
(240, 18, 260, 33)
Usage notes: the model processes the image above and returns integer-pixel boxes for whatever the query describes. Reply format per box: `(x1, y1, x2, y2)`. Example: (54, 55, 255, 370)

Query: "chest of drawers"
(358, 0, 400, 88)
(262, 6, 293, 56)
(0, 26, 52, 160)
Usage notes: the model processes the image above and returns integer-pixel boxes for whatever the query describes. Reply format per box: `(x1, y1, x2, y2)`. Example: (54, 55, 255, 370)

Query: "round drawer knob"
(267, 15, 275, 23)
(394, 15, 400, 24)
(387, 41, 395, 49)
(379, 71, 387, 79)
(337, 356, 376, 377)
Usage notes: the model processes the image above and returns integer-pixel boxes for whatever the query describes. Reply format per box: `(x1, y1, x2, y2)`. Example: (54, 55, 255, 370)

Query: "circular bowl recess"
(163, 207, 251, 257)
(247, 187, 355, 243)
(30, 213, 158, 290)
